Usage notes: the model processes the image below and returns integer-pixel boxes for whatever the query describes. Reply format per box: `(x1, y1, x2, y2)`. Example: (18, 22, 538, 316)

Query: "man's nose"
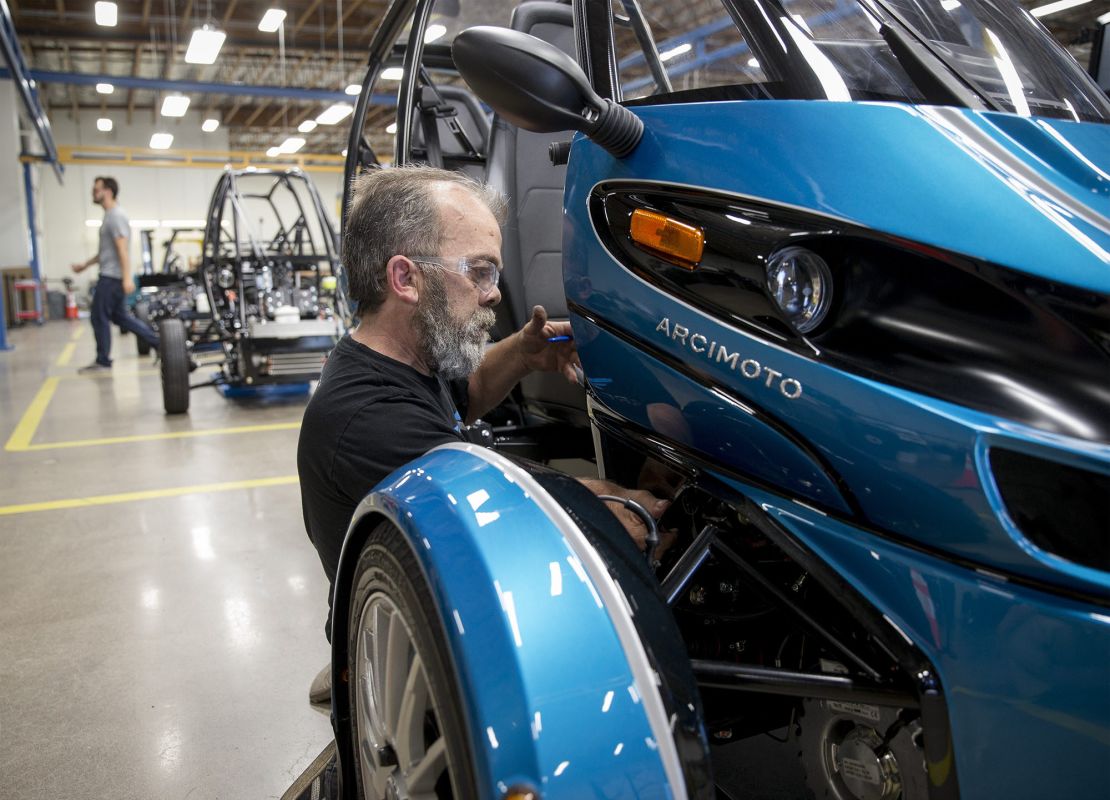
(482, 285, 501, 307)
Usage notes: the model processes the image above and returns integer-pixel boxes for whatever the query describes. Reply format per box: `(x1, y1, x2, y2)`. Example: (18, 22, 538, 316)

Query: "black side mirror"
(453, 26, 642, 159)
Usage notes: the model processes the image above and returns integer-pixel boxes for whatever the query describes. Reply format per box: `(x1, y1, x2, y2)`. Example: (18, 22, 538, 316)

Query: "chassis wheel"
(348, 522, 478, 800)
(159, 318, 190, 414)
(135, 303, 152, 355)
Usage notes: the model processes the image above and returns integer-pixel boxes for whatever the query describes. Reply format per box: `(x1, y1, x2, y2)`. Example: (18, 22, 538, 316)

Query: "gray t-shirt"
(98, 205, 129, 280)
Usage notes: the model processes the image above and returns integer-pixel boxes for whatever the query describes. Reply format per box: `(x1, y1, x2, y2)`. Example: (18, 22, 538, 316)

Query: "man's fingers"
(526, 305, 548, 333)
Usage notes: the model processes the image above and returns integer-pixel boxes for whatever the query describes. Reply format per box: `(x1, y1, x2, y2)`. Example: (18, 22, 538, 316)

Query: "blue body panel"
(352, 445, 674, 798)
(563, 101, 1110, 597)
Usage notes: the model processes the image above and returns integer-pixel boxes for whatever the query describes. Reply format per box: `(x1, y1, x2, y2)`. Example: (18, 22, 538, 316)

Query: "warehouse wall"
(33, 108, 342, 292)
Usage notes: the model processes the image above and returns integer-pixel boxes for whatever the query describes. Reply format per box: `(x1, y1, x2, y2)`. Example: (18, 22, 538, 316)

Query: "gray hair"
(343, 165, 507, 315)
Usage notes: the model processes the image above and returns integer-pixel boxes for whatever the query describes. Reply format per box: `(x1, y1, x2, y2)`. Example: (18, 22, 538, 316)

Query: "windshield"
(614, 0, 1109, 122)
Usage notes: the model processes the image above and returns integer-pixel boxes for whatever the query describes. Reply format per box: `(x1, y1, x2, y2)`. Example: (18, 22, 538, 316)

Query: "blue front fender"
(331, 443, 687, 798)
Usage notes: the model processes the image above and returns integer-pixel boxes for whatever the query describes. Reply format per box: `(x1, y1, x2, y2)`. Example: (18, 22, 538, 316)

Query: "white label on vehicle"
(839, 756, 881, 785)
(828, 701, 881, 722)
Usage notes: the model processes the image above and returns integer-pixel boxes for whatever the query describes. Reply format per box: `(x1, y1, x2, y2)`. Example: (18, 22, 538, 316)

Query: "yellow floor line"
(15, 421, 302, 451)
(56, 368, 160, 380)
(55, 342, 77, 367)
(4, 377, 59, 451)
(0, 475, 299, 516)
(69, 326, 84, 341)
(5, 375, 301, 452)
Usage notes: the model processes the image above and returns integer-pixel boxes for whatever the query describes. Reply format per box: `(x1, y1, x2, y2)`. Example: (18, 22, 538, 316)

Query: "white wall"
(30, 108, 343, 290)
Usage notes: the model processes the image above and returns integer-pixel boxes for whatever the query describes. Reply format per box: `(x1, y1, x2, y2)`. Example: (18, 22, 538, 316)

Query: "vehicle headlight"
(765, 246, 833, 334)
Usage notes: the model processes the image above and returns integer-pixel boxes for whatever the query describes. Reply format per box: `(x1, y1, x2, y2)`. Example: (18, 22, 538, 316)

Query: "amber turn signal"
(629, 208, 705, 268)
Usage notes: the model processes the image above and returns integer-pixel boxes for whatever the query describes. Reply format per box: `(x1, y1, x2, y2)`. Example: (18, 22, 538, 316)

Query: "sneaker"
(309, 663, 332, 705)
(78, 361, 111, 374)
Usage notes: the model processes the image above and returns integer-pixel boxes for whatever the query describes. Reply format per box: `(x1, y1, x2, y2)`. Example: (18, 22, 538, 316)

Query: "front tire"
(159, 318, 190, 414)
(348, 522, 478, 800)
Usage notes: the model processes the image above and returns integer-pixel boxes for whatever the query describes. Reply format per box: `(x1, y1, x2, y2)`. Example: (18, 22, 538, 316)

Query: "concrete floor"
(0, 320, 332, 799)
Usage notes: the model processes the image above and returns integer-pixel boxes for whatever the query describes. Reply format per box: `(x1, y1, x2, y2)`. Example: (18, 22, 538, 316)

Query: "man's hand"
(579, 478, 676, 554)
(122, 277, 135, 295)
(517, 305, 580, 384)
(71, 262, 86, 274)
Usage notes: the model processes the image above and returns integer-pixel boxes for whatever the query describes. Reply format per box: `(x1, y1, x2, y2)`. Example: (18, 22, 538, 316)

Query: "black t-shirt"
(298, 334, 469, 590)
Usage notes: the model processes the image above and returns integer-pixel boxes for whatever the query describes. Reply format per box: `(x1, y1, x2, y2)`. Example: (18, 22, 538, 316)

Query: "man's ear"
(384, 255, 421, 305)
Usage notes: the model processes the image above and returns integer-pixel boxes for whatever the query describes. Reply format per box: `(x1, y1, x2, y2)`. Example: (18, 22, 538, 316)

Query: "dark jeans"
(91, 276, 159, 366)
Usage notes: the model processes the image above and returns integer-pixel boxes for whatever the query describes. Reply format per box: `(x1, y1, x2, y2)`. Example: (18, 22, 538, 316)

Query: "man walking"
(71, 176, 158, 371)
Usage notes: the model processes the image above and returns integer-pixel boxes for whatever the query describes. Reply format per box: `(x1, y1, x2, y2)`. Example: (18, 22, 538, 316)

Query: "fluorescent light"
(1030, 0, 1090, 18)
(425, 24, 447, 43)
(659, 43, 692, 62)
(130, 219, 161, 228)
(341, 148, 348, 157)
(258, 9, 287, 32)
(941, 0, 961, 9)
(315, 103, 354, 125)
(266, 146, 282, 157)
(279, 136, 306, 154)
(747, 58, 760, 68)
(95, 82, 114, 94)
(185, 26, 226, 64)
(96, 118, 113, 132)
(162, 219, 206, 228)
(150, 132, 174, 150)
(297, 119, 318, 133)
(85, 219, 102, 227)
(385, 122, 397, 134)
(94, 2, 117, 26)
(1099, 10, 1110, 24)
(380, 67, 404, 80)
(345, 83, 362, 95)
(161, 94, 190, 117)
(202, 118, 220, 132)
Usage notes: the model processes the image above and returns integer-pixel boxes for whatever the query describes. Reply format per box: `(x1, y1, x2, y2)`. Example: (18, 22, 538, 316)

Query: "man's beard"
(415, 268, 496, 379)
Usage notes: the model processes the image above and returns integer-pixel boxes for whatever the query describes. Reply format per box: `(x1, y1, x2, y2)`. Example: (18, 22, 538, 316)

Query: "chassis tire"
(347, 522, 479, 800)
(135, 303, 152, 356)
(159, 318, 190, 414)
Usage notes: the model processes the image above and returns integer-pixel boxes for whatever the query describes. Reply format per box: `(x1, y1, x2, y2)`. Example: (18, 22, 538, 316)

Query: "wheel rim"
(354, 593, 455, 800)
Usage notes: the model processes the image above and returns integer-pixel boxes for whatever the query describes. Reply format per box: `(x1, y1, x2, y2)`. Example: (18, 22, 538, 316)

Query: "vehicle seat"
(484, 0, 586, 425)
(409, 84, 491, 180)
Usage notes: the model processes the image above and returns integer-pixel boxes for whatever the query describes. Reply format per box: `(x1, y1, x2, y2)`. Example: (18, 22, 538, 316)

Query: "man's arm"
(465, 305, 578, 423)
(71, 255, 98, 273)
(114, 237, 134, 294)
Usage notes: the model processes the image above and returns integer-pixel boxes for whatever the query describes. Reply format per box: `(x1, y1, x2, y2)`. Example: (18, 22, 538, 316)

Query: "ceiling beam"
(62, 43, 78, 119)
(126, 43, 141, 124)
(327, 0, 367, 37)
(221, 0, 240, 28)
(293, 0, 324, 36)
(242, 101, 271, 127)
(54, 0, 65, 23)
(141, 0, 152, 28)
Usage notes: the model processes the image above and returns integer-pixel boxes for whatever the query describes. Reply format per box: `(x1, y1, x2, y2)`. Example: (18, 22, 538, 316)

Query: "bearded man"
(297, 165, 670, 705)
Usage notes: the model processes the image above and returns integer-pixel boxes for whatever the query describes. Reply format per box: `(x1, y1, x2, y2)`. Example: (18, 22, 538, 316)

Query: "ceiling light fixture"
(1098, 10, 1110, 24)
(185, 25, 226, 64)
(279, 137, 306, 154)
(96, 118, 113, 132)
(380, 67, 404, 80)
(316, 103, 354, 125)
(258, 9, 287, 32)
(266, 146, 282, 157)
(95, 82, 114, 94)
(161, 94, 191, 117)
(345, 84, 362, 95)
(94, 2, 117, 27)
(1029, 0, 1090, 17)
(297, 120, 318, 133)
(386, 122, 398, 134)
(425, 24, 447, 43)
(150, 133, 174, 150)
(201, 118, 220, 132)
